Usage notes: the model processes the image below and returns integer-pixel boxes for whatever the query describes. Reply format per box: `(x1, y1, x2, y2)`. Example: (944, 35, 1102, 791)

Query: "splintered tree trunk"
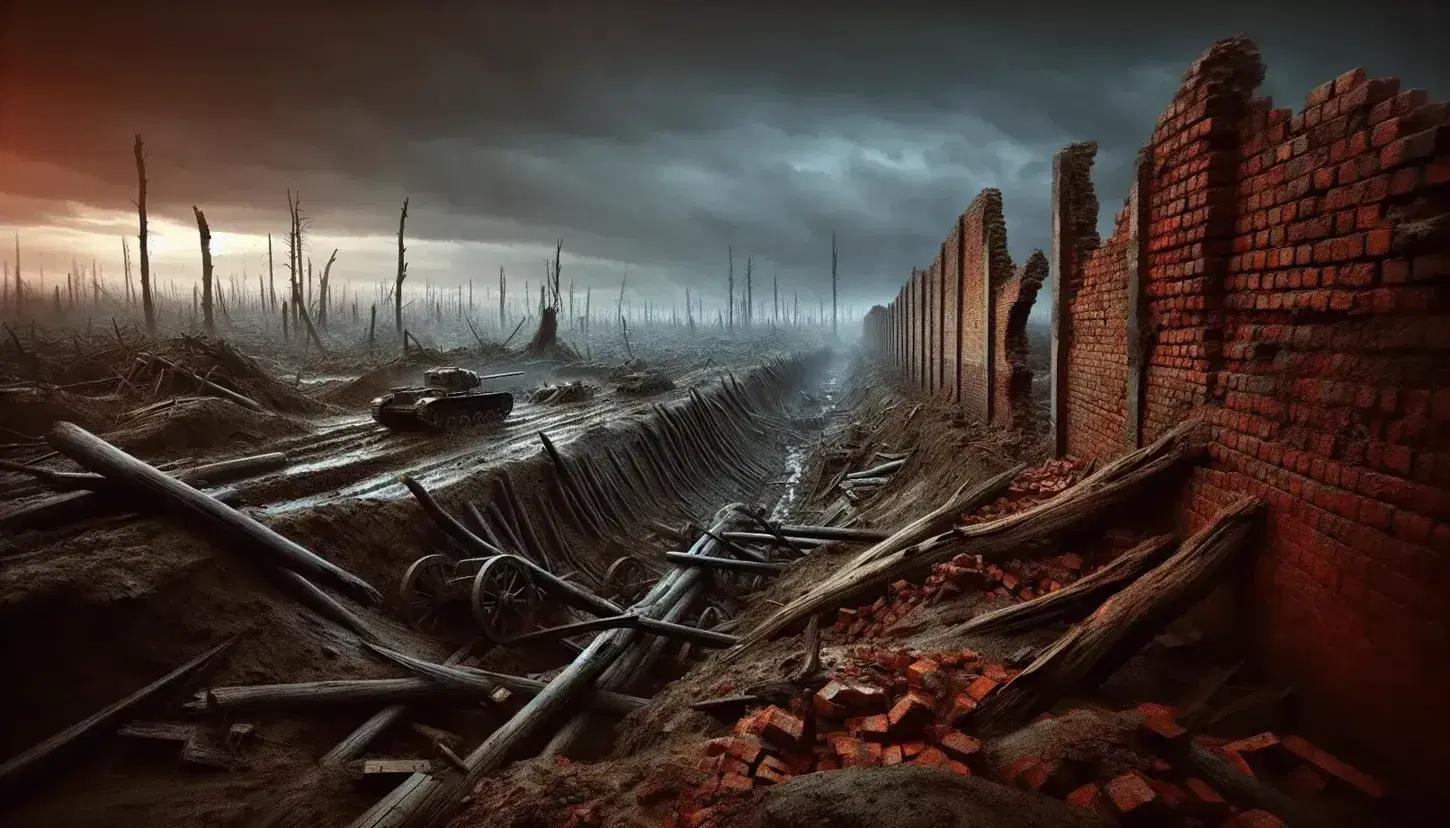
(193, 207, 215, 337)
(971, 498, 1265, 735)
(939, 534, 1176, 639)
(368, 304, 377, 352)
(134, 135, 156, 335)
(267, 233, 276, 312)
(319, 248, 337, 330)
(395, 198, 409, 339)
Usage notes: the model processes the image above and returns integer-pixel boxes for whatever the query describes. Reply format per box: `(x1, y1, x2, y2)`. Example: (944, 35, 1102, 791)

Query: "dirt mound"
(104, 396, 308, 457)
(316, 362, 421, 408)
(615, 369, 676, 395)
(720, 767, 1111, 828)
(983, 708, 1149, 782)
(0, 386, 127, 440)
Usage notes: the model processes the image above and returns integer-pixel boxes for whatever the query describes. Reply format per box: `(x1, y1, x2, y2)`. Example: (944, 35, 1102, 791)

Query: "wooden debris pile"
(615, 368, 676, 395)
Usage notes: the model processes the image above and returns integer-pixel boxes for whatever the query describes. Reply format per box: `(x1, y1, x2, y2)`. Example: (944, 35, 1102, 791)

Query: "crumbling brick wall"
(867, 189, 1043, 429)
(942, 236, 962, 402)
(1056, 143, 1123, 461)
(1054, 35, 1450, 797)
(993, 252, 1048, 429)
(927, 256, 942, 395)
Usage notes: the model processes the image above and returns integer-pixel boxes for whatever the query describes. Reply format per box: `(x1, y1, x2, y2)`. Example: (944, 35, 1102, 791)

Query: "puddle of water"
(768, 361, 845, 523)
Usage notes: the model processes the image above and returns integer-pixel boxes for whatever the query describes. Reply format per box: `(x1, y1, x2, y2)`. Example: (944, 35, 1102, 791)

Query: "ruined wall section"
(942, 231, 963, 402)
(994, 252, 1048, 430)
(927, 256, 942, 395)
(1183, 54, 1450, 791)
(957, 193, 991, 421)
(1057, 143, 1123, 461)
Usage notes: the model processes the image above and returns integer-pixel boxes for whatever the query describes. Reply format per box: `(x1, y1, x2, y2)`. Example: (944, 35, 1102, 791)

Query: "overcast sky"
(2, 1, 1446, 314)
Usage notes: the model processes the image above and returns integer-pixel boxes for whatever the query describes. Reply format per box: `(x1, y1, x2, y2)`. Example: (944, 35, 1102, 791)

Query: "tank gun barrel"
(477, 371, 526, 381)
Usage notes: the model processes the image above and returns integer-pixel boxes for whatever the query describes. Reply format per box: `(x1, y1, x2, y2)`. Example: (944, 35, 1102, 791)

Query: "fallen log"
(399, 475, 503, 557)
(664, 551, 786, 575)
(720, 531, 821, 550)
(846, 458, 905, 480)
(320, 646, 471, 766)
(971, 497, 1264, 735)
(45, 422, 380, 606)
(0, 451, 289, 532)
(726, 421, 1200, 660)
(139, 353, 263, 412)
(501, 612, 738, 649)
(0, 635, 238, 799)
(362, 644, 646, 714)
(775, 524, 891, 542)
(935, 533, 1176, 639)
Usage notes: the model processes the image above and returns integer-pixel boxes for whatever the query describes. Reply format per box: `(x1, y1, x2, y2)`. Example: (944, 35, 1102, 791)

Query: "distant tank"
(370, 367, 523, 432)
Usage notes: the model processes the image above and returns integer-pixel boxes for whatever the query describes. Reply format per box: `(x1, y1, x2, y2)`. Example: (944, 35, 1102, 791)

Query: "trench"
(0, 348, 842, 828)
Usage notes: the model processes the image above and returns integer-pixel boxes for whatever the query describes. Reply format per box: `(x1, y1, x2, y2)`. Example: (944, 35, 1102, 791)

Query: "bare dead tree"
(831, 231, 838, 337)
(267, 233, 276, 312)
(318, 248, 338, 330)
(193, 206, 215, 337)
(726, 246, 735, 333)
(498, 265, 506, 329)
(133, 135, 156, 334)
(395, 197, 409, 338)
(745, 255, 753, 329)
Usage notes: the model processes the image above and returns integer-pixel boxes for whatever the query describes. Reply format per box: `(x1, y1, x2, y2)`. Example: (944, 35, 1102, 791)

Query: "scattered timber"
(138, 352, 263, 412)
(937, 533, 1176, 639)
(0, 635, 238, 800)
(663, 551, 786, 575)
(45, 422, 380, 606)
(971, 497, 1264, 734)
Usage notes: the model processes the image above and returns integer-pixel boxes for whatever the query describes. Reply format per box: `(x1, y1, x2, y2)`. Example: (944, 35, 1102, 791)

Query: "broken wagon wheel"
(601, 555, 653, 606)
(676, 604, 729, 666)
(399, 553, 455, 633)
(470, 555, 539, 644)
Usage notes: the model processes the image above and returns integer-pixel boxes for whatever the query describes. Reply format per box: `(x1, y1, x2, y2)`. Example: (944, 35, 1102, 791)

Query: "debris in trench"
(528, 380, 599, 405)
(616, 368, 676, 395)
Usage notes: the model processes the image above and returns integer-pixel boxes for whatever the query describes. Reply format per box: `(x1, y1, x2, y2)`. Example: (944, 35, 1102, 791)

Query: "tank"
(370, 367, 523, 432)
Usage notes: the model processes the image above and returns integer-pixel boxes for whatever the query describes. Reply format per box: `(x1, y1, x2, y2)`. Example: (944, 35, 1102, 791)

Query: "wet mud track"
(221, 365, 756, 512)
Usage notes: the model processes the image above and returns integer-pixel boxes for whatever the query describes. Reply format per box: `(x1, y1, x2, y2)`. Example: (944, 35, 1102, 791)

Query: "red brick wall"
(927, 256, 941, 395)
(1058, 143, 1124, 462)
(993, 252, 1048, 429)
(942, 225, 963, 402)
(1056, 36, 1450, 798)
(958, 195, 990, 421)
(906, 272, 918, 386)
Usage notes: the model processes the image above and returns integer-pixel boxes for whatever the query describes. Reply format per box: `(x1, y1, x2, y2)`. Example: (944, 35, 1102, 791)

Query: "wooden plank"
(354, 759, 435, 776)
(117, 721, 197, 742)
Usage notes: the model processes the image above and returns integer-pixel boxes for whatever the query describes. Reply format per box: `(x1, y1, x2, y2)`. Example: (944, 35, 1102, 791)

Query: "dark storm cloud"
(2, 1, 1446, 306)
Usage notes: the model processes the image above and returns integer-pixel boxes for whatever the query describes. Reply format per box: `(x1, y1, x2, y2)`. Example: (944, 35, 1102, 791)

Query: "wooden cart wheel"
(471, 555, 539, 644)
(601, 555, 653, 606)
(399, 553, 454, 633)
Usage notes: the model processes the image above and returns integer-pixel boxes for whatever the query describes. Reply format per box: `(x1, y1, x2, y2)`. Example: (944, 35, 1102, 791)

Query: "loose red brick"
(1106, 772, 1163, 817)
(910, 746, 950, 768)
(816, 758, 840, 771)
(752, 755, 792, 786)
(1224, 732, 1286, 775)
(905, 658, 942, 687)
(887, 692, 935, 735)
(965, 676, 999, 701)
(718, 773, 753, 794)
(998, 753, 1041, 785)
(758, 706, 804, 749)
(720, 757, 752, 777)
(733, 709, 767, 736)
(982, 662, 1011, 682)
(1066, 783, 1109, 816)
(1020, 758, 1061, 791)
(724, 737, 764, 769)
(1135, 702, 1177, 720)
(1183, 778, 1230, 822)
(937, 730, 983, 762)
(696, 755, 723, 774)
(1060, 553, 1083, 571)
(814, 694, 848, 720)
(948, 693, 977, 725)
(1281, 735, 1386, 799)
(704, 737, 731, 757)
(1140, 715, 1188, 744)
(1222, 750, 1257, 778)
(853, 714, 891, 742)
(882, 744, 904, 766)
(683, 806, 719, 828)
(900, 741, 926, 759)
